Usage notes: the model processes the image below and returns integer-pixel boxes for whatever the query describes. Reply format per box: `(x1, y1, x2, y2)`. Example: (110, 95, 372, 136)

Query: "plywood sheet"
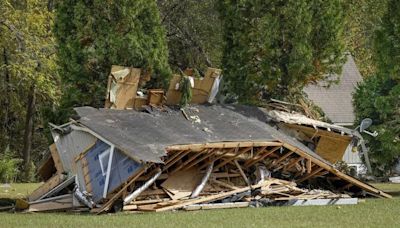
(161, 167, 202, 200)
(316, 137, 350, 163)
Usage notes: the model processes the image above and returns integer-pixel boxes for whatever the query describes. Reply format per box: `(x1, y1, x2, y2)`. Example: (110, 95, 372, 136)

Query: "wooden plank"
(155, 181, 271, 212)
(186, 149, 219, 171)
(233, 160, 250, 185)
(29, 194, 75, 212)
(211, 172, 241, 179)
(28, 174, 65, 201)
(210, 179, 239, 190)
(170, 151, 205, 174)
(129, 198, 170, 205)
(164, 150, 184, 163)
(243, 147, 268, 167)
(284, 157, 303, 171)
(184, 202, 249, 211)
(281, 142, 391, 198)
(74, 141, 96, 162)
(49, 143, 64, 174)
(199, 147, 234, 170)
(164, 150, 191, 170)
(267, 151, 294, 169)
(297, 167, 324, 183)
(81, 157, 92, 193)
(123, 204, 138, 211)
(307, 158, 312, 174)
(96, 166, 148, 214)
(214, 147, 252, 170)
(245, 146, 281, 168)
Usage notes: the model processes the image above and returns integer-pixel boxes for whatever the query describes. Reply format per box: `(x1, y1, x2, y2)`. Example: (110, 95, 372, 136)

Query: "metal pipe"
(123, 169, 162, 205)
(74, 186, 95, 208)
(191, 162, 214, 198)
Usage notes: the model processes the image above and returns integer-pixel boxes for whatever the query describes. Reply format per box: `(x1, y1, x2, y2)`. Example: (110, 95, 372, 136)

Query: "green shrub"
(0, 148, 22, 183)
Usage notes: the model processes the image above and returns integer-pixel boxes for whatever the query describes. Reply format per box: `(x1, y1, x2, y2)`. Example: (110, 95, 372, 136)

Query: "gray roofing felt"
(303, 55, 363, 125)
(74, 105, 326, 164)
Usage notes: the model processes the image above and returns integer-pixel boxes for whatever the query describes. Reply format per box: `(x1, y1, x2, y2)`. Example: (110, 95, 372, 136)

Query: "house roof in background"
(303, 55, 363, 125)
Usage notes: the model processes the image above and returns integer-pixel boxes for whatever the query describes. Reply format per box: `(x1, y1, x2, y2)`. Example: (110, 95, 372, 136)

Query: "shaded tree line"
(0, 0, 397, 181)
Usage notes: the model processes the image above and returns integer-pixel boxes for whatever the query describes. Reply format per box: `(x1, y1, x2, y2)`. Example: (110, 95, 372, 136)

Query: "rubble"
(16, 66, 391, 214)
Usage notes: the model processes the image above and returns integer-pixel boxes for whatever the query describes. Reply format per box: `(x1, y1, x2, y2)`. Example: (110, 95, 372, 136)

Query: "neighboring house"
(303, 55, 364, 173)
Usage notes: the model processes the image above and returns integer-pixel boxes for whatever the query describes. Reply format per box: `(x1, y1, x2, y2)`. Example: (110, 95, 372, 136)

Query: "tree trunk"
(2, 47, 11, 146)
(22, 85, 35, 180)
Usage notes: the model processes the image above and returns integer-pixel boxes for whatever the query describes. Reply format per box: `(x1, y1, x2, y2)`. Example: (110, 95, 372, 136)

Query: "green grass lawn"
(0, 183, 41, 199)
(0, 183, 399, 228)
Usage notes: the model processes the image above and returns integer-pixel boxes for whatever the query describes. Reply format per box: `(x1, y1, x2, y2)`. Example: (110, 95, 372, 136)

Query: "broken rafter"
(245, 146, 281, 168)
(198, 148, 235, 170)
(170, 149, 207, 174)
(282, 142, 391, 198)
(284, 157, 303, 171)
(184, 148, 218, 171)
(233, 160, 250, 186)
(297, 167, 325, 183)
(164, 150, 191, 170)
(267, 151, 294, 169)
(214, 147, 252, 170)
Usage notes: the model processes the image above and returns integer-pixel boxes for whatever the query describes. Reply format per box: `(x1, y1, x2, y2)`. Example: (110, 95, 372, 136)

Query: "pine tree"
(219, 0, 346, 102)
(353, 0, 400, 175)
(54, 0, 171, 119)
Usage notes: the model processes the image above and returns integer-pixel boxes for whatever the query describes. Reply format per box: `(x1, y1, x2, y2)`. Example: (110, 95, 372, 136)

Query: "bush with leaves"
(0, 148, 22, 183)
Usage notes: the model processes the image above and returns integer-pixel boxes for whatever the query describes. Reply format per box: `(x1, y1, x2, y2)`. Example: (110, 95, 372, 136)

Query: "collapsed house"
(27, 66, 390, 213)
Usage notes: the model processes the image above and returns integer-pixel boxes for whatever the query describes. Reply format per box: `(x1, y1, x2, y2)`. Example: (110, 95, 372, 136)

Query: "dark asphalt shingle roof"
(74, 105, 326, 164)
(303, 55, 362, 125)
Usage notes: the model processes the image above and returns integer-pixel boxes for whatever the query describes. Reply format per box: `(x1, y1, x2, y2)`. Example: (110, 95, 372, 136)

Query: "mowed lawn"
(0, 183, 399, 228)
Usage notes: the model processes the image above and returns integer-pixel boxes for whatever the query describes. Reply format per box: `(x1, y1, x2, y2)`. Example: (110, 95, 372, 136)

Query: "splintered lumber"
(267, 151, 294, 169)
(184, 202, 250, 211)
(29, 173, 66, 201)
(214, 147, 252, 170)
(233, 160, 250, 185)
(281, 142, 392, 198)
(129, 198, 170, 205)
(96, 166, 147, 214)
(297, 167, 325, 183)
(245, 146, 281, 167)
(154, 181, 271, 212)
(170, 150, 207, 174)
(122, 204, 138, 211)
(210, 179, 239, 190)
(198, 148, 234, 170)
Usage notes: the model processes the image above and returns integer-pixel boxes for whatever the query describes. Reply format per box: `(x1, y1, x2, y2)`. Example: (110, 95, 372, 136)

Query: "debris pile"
(19, 66, 391, 214)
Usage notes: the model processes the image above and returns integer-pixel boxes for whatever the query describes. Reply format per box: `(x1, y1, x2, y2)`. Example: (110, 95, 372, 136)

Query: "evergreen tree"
(54, 0, 171, 119)
(353, 0, 400, 175)
(158, 0, 223, 71)
(219, 0, 346, 102)
(344, 0, 387, 77)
